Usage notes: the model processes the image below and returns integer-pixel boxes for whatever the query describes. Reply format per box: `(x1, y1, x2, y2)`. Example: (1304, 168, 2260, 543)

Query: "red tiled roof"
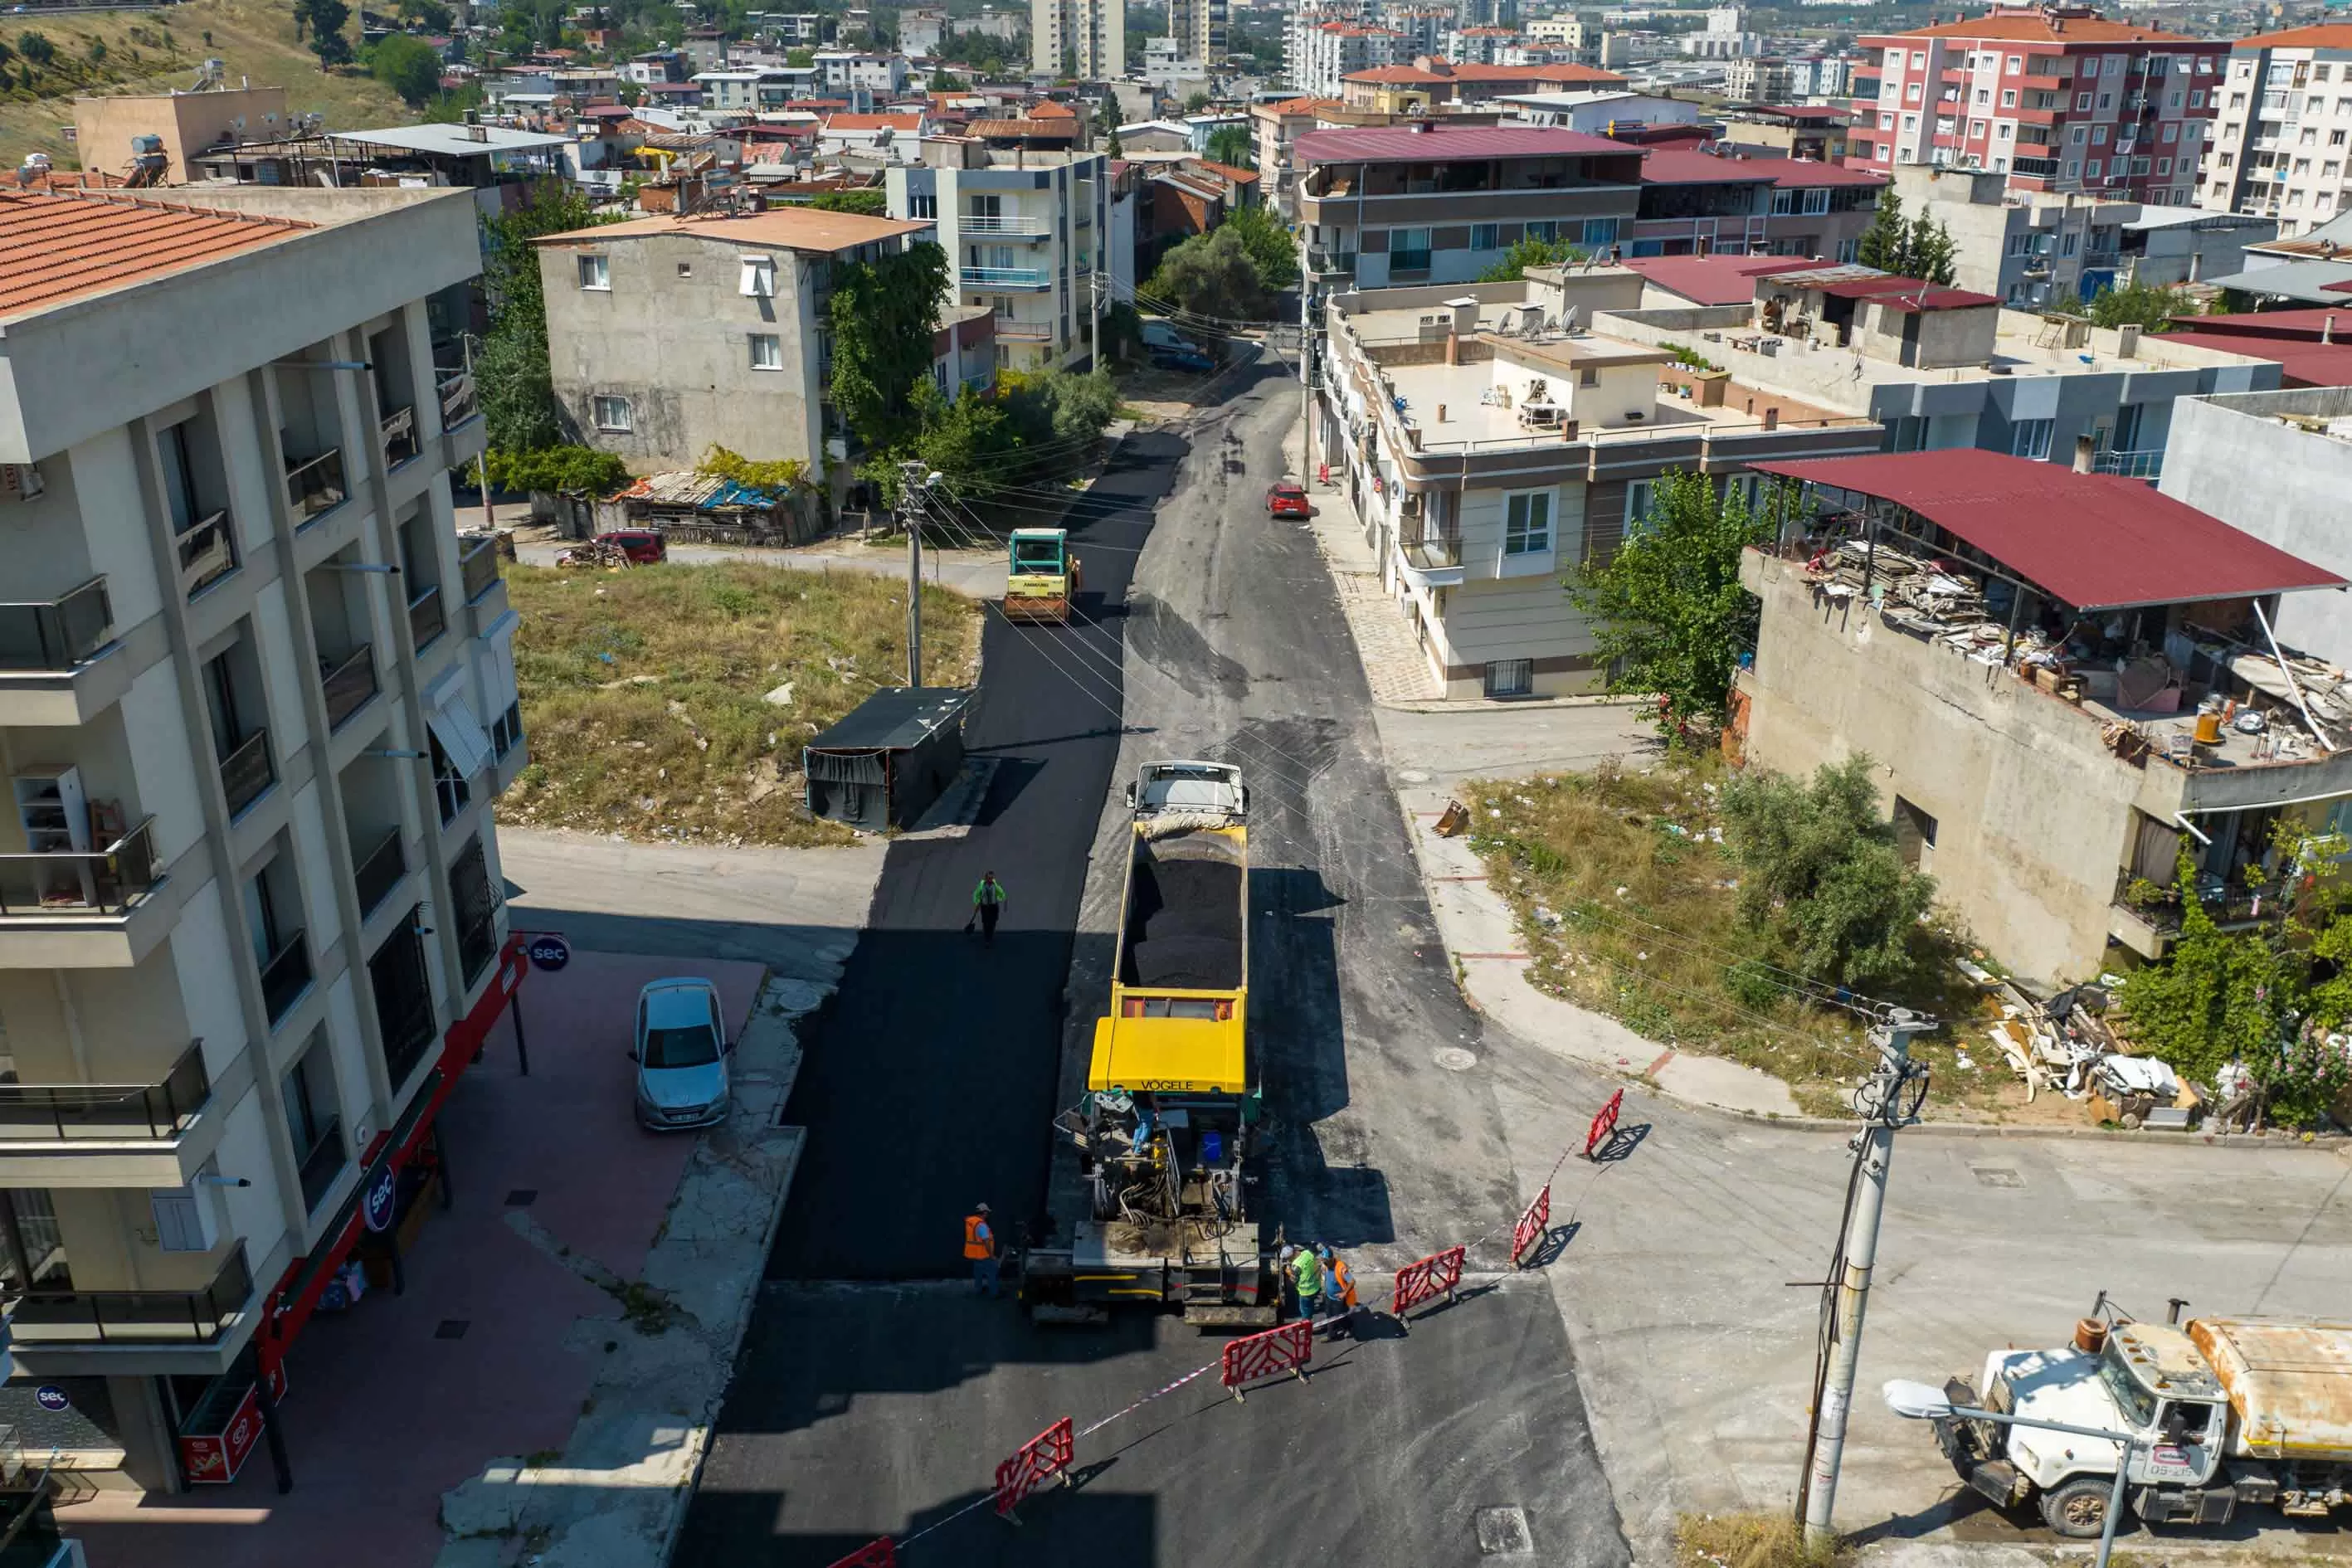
(2151, 329, 2352, 388)
(0, 188, 313, 319)
(2167, 308, 2352, 340)
(1864, 11, 2202, 43)
(1639, 149, 1778, 185)
(1295, 124, 1630, 163)
(1344, 60, 1624, 84)
(1194, 159, 1260, 183)
(969, 118, 1079, 139)
(1261, 95, 1343, 115)
(1622, 254, 1815, 305)
(1745, 153, 1887, 189)
(1030, 100, 1079, 117)
(2232, 24, 2352, 50)
(1747, 450, 2346, 611)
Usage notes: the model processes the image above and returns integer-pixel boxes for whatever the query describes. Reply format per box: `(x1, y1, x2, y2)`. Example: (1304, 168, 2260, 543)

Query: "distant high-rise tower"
(1168, 0, 1229, 62)
(1032, 0, 1124, 77)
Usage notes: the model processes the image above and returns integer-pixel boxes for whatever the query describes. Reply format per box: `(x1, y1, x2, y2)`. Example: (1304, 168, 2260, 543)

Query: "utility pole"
(1299, 267, 1313, 480)
(900, 460, 929, 688)
(1799, 1006, 1931, 1550)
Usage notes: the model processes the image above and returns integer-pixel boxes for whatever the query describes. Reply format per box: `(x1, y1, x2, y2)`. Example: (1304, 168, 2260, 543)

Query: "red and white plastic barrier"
(825, 1540, 896, 1568)
(1584, 1087, 1625, 1159)
(1509, 1184, 1551, 1268)
(993, 1416, 1075, 1521)
(1388, 1244, 1466, 1322)
(1220, 1317, 1313, 1401)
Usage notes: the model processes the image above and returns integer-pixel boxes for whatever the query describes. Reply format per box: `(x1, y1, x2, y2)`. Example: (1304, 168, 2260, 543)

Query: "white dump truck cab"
(1124, 760, 1247, 819)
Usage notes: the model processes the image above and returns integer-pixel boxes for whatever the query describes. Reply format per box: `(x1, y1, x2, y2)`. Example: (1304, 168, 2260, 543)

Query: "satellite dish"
(1561, 304, 1581, 334)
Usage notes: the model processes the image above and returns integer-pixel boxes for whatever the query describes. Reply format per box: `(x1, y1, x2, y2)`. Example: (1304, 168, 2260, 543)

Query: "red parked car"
(1265, 482, 1311, 519)
(595, 528, 667, 565)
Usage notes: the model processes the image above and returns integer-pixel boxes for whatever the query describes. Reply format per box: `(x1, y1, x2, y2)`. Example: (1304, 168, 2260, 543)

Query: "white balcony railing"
(962, 265, 1050, 289)
(961, 214, 1049, 235)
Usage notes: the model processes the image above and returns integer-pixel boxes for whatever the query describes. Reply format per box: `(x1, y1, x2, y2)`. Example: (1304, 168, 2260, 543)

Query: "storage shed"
(803, 687, 971, 831)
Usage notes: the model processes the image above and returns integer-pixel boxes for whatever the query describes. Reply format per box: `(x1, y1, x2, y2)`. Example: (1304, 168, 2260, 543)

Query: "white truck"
(1929, 1298, 2352, 1536)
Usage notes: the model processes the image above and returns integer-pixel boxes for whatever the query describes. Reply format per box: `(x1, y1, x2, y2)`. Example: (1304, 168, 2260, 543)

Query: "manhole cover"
(1475, 1506, 1533, 1556)
(435, 1319, 471, 1341)
(1434, 1047, 1479, 1072)
(504, 1188, 538, 1207)
(1972, 1167, 2024, 1188)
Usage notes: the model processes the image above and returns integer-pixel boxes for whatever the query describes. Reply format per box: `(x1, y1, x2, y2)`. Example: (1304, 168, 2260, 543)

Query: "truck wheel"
(2040, 1478, 2121, 1539)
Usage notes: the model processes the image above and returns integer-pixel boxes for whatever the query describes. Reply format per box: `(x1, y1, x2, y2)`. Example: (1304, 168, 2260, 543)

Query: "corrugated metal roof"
(334, 124, 571, 155)
(1295, 124, 1630, 164)
(2232, 22, 2352, 49)
(1865, 12, 2200, 42)
(1638, 149, 1777, 185)
(2153, 329, 2352, 389)
(0, 189, 314, 320)
(1622, 254, 1814, 305)
(1747, 450, 2348, 611)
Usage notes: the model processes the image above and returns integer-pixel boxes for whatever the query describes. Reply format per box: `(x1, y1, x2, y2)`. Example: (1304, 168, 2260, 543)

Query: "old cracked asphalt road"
(678, 349, 1632, 1567)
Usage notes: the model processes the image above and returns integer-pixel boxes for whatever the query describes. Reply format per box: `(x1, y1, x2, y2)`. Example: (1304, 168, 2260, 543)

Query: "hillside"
(0, 0, 411, 173)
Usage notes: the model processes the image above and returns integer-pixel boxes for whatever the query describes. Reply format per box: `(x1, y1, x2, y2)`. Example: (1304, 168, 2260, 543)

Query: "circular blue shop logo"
(32, 1387, 67, 1414)
(526, 934, 571, 972)
(363, 1164, 399, 1233)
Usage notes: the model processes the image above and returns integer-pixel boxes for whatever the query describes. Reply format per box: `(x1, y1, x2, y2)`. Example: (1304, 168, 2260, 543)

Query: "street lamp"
(1882, 1380, 2136, 1568)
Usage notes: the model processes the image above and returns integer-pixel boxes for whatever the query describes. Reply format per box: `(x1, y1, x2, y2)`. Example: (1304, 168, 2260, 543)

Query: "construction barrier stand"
(993, 1415, 1075, 1522)
(1510, 1184, 1551, 1268)
(1389, 1244, 1467, 1324)
(1220, 1317, 1314, 1401)
(824, 1540, 895, 1568)
(1585, 1088, 1625, 1159)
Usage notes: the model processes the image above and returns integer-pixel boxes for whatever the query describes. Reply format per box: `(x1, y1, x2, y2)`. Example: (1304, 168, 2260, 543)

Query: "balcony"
(1400, 530, 1466, 587)
(961, 265, 1050, 289)
(258, 929, 313, 1027)
(218, 729, 275, 819)
(0, 578, 112, 672)
(177, 511, 236, 597)
(2093, 446, 2164, 480)
(993, 320, 1055, 342)
(7, 1239, 252, 1346)
(960, 213, 1049, 235)
(381, 405, 419, 469)
(2109, 866, 2267, 957)
(0, 1041, 210, 1144)
(353, 829, 407, 918)
(460, 534, 502, 605)
(320, 644, 378, 733)
(437, 368, 480, 430)
(295, 1117, 346, 1213)
(408, 583, 446, 650)
(0, 817, 160, 918)
(284, 449, 348, 528)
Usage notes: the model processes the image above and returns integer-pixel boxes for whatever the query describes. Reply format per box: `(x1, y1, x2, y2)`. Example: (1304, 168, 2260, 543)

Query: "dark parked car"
(1150, 345, 1215, 374)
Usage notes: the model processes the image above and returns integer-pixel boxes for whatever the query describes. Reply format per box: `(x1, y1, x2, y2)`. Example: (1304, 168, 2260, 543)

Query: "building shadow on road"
(686, 1486, 1161, 1568)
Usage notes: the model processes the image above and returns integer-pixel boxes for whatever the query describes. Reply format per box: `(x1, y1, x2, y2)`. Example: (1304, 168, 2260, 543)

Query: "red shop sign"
(179, 1381, 263, 1485)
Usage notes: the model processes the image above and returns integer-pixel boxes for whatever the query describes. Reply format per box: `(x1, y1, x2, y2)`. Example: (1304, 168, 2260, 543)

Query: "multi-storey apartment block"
(0, 185, 524, 1489)
(1030, 0, 1123, 79)
(1845, 5, 2224, 206)
(1168, 0, 1230, 66)
(2199, 25, 2352, 235)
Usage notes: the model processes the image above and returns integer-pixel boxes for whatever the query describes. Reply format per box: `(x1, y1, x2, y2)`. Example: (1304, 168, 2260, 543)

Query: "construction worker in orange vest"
(1319, 1244, 1359, 1340)
(964, 1202, 1000, 1298)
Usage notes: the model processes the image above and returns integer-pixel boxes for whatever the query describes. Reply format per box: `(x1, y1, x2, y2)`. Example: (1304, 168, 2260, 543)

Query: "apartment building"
(1168, 0, 1230, 66)
(1295, 123, 1644, 286)
(0, 186, 524, 1489)
(2199, 25, 2352, 235)
(1031, 0, 1123, 79)
(535, 208, 930, 499)
(1845, 6, 2224, 204)
(1335, 56, 1625, 110)
(889, 142, 1116, 373)
(814, 50, 910, 100)
(1717, 103, 1855, 163)
(1294, 21, 1405, 97)
(1889, 162, 2136, 306)
(1629, 149, 1886, 261)
(1734, 450, 2351, 985)
(1526, 14, 1605, 66)
(1726, 56, 1794, 104)
(1316, 278, 1883, 696)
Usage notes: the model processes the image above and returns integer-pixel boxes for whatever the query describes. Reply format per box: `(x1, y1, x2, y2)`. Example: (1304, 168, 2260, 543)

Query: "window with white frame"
(1470, 222, 1499, 251)
(1504, 490, 1551, 556)
(2010, 418, 2053, 460)
(1624, 479, 1658, 536)
(749, 334, 783, 370)
(739, 255, 777, 297)
(592, 395, 632, 431)
(1581, 217, 1619, 246)
(577, 253, 610, 290)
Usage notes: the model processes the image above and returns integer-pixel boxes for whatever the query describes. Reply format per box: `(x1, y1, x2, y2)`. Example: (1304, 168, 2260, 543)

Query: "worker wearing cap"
(971, 873, 1008, 947)
(964, 1203, 1000, 1298)
(1319, 1244, 1359, 1341)
(1291, 1241, 1322, 1322)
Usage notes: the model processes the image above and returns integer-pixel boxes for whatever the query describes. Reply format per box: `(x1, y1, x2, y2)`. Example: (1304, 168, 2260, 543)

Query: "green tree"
(1221, 202, 1297, 291)
(294, 0, 355, 66)
(929, 66, 962, 90)
(1565, 468, 1777, 738)
(1902, 209, 1958, 285)
(87, 37, 106, 62)
(808, 187, 886, 214)
(1183, 89, 1213, 113)
(1147, 226, 1269, 321)
(480, 181, 613, 452)
(1719, 755, 1937, 989)
(2084, 278, 2194, 333)
(2120, 848, 2301, 1088)
(397, 0, 454, 30)
(17, 31, 56, 67)
(1205, 123, 1252, 168)
(786, 45, 815, 66)
(1478, 234, 1586, 283)
(1097, 99, 1121, 156)
(1854, 190, 1906, 273)
(485, 443, 628, 494)
(370, 33, 443, 105)
(830, 241, 950, 450)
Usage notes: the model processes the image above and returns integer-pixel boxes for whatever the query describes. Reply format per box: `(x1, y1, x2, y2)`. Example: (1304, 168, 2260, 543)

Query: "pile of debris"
(1976, 973, 2201, 1129)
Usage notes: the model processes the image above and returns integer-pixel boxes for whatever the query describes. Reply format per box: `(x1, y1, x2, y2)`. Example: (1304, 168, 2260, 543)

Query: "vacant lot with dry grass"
(499, 563, 980, 847)
(1465, 758, 2009, 1118)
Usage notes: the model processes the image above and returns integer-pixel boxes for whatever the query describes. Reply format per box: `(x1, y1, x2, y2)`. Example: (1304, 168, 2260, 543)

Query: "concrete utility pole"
(900, 460, 929, 688)
(1299, 270, 1313, 478)
(1800, 1006, 1932, 1549)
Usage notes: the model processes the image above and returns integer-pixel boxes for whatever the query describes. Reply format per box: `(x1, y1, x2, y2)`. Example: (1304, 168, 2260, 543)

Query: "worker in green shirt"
(1292, 1240, 1322, 1322)
(969, 871, 1007, 947)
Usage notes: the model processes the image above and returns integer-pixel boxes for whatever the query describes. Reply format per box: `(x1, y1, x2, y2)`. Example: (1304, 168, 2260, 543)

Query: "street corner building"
(0, 183, 528, 1497)
(1731, 448, 2352, 990)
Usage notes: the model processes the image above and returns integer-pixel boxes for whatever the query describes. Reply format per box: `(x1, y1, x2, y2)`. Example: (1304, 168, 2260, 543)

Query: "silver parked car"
(631, 977, 730, 1130)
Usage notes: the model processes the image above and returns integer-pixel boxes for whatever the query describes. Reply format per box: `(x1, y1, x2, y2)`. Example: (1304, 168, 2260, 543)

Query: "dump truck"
(1003, 528, 1082, 625)
(1926, 1297, 2352, 1536)
(1023, 762, 1273, 1325)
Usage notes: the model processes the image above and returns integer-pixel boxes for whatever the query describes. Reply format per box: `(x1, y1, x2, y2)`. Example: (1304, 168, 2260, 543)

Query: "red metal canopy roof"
(1294, 124, 1629, 163)
(1621, 253, 1813, 305)
(1747, 450, 2348, 611)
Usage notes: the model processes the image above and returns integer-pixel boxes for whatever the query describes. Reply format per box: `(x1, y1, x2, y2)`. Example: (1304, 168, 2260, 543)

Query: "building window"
(1504, 490, 1551, 555)
(1388, 226, 1432, 272)
(910, 193, 937, 219)
(2002, 89, 2017, 107)
(749, 333, 783, 370)
(2011, 418, 2054, 460)
(284, 1038, 345, 1214)
(1624, 479, 1658, 535)
(1483, 660, 1533, 699)
(1525, 219, 1559, 242)
(1470, 222, 1499, 251)
(739, 256, 777, 297)
(577, 253, 610, 290)
(593, 395, 632, 432)
(1580, 217, 1619, 247)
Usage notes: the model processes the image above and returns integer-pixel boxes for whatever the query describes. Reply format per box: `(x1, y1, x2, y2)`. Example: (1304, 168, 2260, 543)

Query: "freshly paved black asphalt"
(765, 432, 1180, 1281)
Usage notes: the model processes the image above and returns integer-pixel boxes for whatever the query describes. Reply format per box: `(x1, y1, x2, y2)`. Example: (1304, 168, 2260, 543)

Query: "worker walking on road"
(964, 1202, 1001, 1298)
(1292, 1240, 1323, 1323)
(969, 872, 1008, 947)
(1319, 1244, 1359, 1341)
